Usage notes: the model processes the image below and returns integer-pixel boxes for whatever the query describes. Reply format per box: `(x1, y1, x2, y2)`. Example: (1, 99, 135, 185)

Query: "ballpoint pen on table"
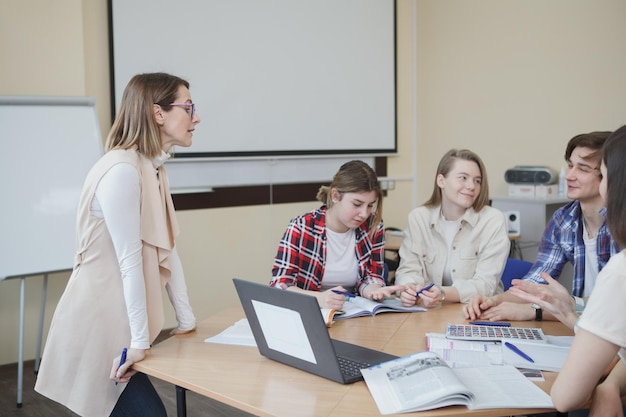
(331, 289, 357, 298)
(115, 347, 128, 385)
(470, 321, 511, 327)
(415, 283, 435, 297)
(504, 341, 535, 363)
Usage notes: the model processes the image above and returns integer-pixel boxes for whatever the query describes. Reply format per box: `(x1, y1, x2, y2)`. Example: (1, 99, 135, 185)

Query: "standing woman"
(270, 160, 403, 310)
(35, 73, 199, 417)
(396, 149, 510, 307)
(551, 124, 626, 414)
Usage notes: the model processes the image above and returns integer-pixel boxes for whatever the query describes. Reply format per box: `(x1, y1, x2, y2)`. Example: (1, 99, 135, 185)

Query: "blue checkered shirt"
(523, 200, 618, 297)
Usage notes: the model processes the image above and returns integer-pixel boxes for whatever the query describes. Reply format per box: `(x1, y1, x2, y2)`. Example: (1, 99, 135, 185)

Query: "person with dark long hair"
(548, 124, 626, 415)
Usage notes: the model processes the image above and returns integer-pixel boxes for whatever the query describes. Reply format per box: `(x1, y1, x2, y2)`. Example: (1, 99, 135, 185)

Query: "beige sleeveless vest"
(35, 149, 179, 417)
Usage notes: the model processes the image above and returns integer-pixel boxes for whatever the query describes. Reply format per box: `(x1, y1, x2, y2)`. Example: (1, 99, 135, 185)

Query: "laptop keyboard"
(336, 355, 372, 379)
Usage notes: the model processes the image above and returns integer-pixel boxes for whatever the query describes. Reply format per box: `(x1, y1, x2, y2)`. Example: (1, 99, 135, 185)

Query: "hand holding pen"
(110, 347, 143, 385)
(331, 289, 357, 298)
(400, 282, 441, 308)
(114, 348, 127, 386)
(415, 283, 435, 297)
(321, 287, 352, 310)
(416, 283, 445, 308)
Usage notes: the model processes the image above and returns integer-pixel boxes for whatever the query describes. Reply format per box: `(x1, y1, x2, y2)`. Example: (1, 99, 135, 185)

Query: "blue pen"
(415, 283, 435, 297)
(504, 341, 534, 363)
(470, 321, 511, 327)
(115, 347, 128, 385)
(332, 289, 356, 298)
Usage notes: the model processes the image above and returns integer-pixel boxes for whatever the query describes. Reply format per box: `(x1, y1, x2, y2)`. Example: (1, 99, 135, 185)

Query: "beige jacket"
(35, 149, 179, 417)
(395, 205, 509, 302)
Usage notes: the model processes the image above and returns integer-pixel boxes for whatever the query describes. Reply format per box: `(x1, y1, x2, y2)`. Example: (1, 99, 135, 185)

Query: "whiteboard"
(111, 0, 396, 157)
(0, 96, 103, 280)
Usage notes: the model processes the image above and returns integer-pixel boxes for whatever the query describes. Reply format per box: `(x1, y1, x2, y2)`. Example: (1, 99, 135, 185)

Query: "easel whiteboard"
(0, 96, 103, 280)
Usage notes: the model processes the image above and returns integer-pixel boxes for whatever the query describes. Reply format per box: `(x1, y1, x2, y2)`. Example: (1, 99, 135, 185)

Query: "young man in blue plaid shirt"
(464, 131, 618, 322)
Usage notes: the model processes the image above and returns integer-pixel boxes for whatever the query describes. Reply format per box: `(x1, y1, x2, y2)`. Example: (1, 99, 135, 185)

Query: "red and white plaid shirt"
(270, 206, 386, 294)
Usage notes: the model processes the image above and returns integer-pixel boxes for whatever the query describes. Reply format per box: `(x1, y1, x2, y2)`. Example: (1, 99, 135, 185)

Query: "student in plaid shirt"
(270, 160, 404, 310)
(464, 131, 618, 323)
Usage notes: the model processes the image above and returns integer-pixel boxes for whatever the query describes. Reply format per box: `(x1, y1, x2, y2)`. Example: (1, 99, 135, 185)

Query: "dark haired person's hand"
(508, 272, 578, 329)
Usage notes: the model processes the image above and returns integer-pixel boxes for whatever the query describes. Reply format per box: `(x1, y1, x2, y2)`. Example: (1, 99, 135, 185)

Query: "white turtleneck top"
(91, 151, 195, 349)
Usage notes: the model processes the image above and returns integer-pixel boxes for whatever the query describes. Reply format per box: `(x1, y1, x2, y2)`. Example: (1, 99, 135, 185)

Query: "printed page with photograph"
(361, 351, 553, 414)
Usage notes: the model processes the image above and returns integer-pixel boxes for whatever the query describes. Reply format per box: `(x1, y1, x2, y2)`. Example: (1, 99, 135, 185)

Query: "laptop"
(232, 278, 398, 384)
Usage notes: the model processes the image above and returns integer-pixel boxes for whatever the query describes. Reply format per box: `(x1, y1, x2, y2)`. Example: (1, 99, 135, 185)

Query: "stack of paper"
(427, 333, 573, 372)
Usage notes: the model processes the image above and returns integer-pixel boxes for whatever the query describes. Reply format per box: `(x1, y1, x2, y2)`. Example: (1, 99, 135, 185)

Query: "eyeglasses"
(168, 103, 196, 119)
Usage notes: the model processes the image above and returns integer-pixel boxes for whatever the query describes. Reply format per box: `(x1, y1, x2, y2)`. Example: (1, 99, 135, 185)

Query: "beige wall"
(1, 0, 626, 365)
(415, 0, 626, 200)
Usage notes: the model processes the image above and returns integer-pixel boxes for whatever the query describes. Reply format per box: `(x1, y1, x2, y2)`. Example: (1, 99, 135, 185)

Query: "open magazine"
(321, 297, 425, 325)
(361, 351, 553, 414)
(334, 296, 426, 319)
(320, 296, 425, 326)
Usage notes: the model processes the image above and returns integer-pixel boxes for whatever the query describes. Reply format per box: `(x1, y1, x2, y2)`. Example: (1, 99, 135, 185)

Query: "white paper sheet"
(204, 319, 257, 347)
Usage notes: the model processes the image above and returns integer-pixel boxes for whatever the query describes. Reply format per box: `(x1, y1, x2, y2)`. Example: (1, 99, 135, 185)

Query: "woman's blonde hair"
(317, 160, 383, 238)
(105, 73, 190, 159)
(425, 149, 490, 211)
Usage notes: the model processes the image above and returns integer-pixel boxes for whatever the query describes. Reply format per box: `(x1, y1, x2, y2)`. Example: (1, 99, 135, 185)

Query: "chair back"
(501, 258, 533, 290)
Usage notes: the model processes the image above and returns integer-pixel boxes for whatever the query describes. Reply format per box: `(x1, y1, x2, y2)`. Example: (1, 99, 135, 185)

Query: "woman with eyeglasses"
(35, 73, 200, 417)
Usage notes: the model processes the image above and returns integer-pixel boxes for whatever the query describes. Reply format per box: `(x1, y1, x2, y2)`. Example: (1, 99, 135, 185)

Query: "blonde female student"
(35, 73, 199, 417)
(550, 124, 626, 415)
(396, 149, 510, 307)
(270, 160, 403, 310)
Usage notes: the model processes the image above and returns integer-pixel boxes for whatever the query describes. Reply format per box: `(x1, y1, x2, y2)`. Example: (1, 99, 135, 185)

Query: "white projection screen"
(110, 0, 396, 159)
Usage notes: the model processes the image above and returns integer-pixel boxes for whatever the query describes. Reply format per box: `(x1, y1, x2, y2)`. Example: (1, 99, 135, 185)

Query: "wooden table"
(133, 303, 573, 417)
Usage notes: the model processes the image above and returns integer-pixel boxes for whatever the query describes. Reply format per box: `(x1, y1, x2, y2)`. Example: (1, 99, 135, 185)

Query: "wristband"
(572, 295, 585, 313)
(531, 303, 542, 321)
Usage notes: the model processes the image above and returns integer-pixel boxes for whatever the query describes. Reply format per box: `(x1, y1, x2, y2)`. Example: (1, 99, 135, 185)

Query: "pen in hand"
(504, 341, 534, 363)
(115, 347, 128, 385)
(331, 289, 356, 298)
(415, 283, 435, 298)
